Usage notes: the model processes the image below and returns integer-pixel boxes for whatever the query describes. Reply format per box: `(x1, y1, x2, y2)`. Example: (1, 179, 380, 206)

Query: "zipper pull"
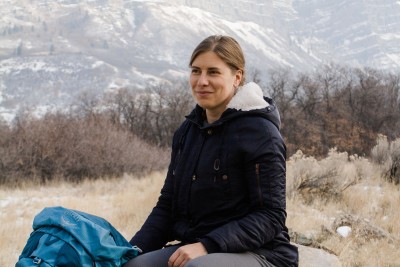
(214, 159, 220, 171)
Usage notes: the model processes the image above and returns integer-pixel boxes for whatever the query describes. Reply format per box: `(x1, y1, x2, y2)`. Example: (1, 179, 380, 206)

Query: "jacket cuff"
(199, 237, 220, 253)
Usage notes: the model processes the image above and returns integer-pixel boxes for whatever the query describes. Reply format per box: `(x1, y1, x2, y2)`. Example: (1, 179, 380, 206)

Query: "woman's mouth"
(196, 91, 212, 97)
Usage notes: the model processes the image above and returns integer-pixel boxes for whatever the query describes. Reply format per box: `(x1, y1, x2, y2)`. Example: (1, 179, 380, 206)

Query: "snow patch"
(0, 197, 12, 208)
(336, 226, 352, 238)
(92, 61, 105, 68)
(107, 78, 131, 90)
(380, 33, 400, 41)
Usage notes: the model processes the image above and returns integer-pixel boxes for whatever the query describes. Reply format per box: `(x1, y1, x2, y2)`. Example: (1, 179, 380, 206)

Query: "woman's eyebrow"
(190, 66, 220, 71)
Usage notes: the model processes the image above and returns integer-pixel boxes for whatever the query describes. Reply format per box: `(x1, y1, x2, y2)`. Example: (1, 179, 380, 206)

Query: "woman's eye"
(209, 70, 219, 75)
(191, 69, 200, 74)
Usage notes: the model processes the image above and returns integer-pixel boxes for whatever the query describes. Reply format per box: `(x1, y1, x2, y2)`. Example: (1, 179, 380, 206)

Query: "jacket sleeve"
(199, 118, 288, 253)
(129, 123, 186, 253)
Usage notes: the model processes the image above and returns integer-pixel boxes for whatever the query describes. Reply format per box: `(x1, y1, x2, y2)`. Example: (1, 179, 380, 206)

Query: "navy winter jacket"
(130, 83, 299, 266)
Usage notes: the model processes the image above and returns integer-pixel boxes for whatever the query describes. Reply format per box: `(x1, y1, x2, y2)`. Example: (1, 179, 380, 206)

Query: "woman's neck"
(205, 109, 223, 124)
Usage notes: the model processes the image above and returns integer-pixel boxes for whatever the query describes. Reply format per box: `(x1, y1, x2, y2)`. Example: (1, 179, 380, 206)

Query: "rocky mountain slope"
(1, 0, 400, 121)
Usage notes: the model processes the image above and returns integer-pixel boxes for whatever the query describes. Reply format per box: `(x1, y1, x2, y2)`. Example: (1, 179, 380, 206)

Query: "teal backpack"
(16, 206, 141, 267)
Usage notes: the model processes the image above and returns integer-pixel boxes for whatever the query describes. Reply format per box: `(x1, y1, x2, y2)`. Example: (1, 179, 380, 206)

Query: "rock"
(332, 214, 395, 244)
(297, 244, 342, 267)
(290, 230, 341, 266)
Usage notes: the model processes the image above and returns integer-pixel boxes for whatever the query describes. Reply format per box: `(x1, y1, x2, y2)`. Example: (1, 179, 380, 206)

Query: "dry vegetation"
(1, 65, 400, 184)
(1, 66, 399, 266)
(0, 172, 165, 267)
(286, 147, 400, 267)
(1, 143, 400, 267)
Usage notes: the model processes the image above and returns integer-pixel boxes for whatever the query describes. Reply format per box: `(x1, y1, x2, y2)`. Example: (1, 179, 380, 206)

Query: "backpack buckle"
(33, 257, 42, 264)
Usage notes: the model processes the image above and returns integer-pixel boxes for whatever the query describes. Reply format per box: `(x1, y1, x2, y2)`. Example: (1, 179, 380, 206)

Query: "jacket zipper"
(255, 163, 263, 207)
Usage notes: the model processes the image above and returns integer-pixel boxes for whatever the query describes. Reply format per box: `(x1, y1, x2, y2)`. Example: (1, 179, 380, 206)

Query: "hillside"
(1, 0, 400, 121)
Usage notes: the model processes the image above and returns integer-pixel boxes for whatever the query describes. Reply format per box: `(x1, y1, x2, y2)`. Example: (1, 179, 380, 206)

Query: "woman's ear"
(234, 69, 243, 87)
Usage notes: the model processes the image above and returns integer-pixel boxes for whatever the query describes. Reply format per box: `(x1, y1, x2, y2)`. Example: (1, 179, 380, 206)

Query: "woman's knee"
(185, 255, 214, 267)
(185, 252, 267, 267)
(184, 258, 203, 267)
(123, 254, 151, 267)
(123, 246, 179, 267)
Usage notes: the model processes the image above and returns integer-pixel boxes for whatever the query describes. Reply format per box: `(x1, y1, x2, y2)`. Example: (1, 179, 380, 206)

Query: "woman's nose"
(197, 73, 209, 86)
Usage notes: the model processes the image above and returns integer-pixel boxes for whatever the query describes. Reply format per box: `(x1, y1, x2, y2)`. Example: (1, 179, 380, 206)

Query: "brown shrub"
(0, 112, 169, 185)
(287, 149, 363, 204)
(371, 135, 400, 184)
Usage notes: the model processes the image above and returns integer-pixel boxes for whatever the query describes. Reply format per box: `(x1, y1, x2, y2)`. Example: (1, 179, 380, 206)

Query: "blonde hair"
(189, 35, 246, 86)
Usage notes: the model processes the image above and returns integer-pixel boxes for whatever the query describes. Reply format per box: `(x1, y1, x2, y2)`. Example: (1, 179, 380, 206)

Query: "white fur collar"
(227, 82, 269, 111)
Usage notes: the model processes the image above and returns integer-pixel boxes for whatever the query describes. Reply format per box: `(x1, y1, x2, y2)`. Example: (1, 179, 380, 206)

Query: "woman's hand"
(168, 242, 208, 267)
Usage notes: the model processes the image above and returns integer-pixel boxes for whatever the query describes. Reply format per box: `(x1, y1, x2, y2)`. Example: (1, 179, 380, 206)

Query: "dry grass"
(286, 150, 400, 267)
(1, 152, 400, 267)
(0, 172, 164, 267)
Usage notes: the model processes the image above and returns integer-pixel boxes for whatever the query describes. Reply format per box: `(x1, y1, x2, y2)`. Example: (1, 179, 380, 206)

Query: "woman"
(125, 35, 298, 267)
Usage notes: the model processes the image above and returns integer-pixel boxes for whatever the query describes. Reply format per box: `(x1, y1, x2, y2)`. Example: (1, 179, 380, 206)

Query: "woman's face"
(190, 51, 242, 120)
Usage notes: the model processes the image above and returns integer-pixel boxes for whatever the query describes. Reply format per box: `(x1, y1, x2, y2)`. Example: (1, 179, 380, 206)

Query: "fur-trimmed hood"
(227, 82, 269, 111)
(187, 82, 281, 130)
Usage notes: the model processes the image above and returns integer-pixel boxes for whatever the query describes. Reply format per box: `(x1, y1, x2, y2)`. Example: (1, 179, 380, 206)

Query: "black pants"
(123, 245, 276, 267)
